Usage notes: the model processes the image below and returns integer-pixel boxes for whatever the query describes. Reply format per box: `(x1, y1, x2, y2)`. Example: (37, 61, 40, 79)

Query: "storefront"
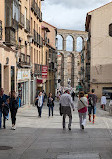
(17, 69, 30, 107)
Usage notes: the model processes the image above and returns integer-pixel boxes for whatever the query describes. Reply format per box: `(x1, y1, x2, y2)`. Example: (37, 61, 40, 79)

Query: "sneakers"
(81, 125, 84, 130)
(68, 125, 71, 131)
(11, 125, 16, 130)
(68, 127, 71, 131)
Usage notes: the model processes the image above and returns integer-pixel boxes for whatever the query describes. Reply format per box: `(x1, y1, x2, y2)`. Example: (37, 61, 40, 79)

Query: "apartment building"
(30, 0, 44, 103)
(0, 0, 17, 95)
(42, 21, 57, 97)
(0, 0, 44, 106)
(85, 2, 112, 98)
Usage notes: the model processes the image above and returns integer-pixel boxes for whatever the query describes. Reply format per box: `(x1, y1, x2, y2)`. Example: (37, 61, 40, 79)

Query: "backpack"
(88, 96, 94, 107)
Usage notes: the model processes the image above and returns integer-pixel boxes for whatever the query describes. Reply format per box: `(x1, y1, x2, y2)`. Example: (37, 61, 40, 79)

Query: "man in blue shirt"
(0, 88, 9, 128)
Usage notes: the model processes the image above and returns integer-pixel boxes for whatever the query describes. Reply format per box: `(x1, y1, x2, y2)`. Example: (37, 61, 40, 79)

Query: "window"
(109, 24, 112, 37)
(24, 7, 27, 29)
(13, 1, 19, 21)
(31, 17, 33, 34)
(11, 66, 15, 91)
(34, 21, 35, 30)
(25, 43, 27, 61)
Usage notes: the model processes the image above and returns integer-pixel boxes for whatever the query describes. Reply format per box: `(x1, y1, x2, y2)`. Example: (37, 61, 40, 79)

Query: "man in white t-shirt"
(101, 94, 107, 111)
(35, 92, 43, 117)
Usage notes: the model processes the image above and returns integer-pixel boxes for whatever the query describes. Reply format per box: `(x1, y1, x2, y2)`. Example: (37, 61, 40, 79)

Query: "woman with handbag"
(9, 90, 18, 130)
(47, 93, 54, 117)
(77, 91, 88, 130)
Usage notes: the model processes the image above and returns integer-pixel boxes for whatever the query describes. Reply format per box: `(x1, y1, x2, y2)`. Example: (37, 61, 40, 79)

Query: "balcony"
(5, 27, 16, 46)
(19, 12, 24, 28)
(31, 0, 42, 22)
(0, 20, 2, 40)
(34, 64, 42, 77)
(19, 53, 30, 67)
(25, 18, 30, 33)
(33, 32, 43, 47)
(49, 62, 55, 71)
(33, 29, 37, 43)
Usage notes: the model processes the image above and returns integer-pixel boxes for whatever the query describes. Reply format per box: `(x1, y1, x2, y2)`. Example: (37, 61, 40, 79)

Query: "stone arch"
(76, 36, 84, 52)
(66, 35, 74, 52)
(56, 34, 64, 51)
(57, 29, 88, 89)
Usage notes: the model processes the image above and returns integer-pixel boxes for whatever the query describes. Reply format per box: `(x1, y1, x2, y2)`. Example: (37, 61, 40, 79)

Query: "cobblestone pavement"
(0, 100, 112, 159)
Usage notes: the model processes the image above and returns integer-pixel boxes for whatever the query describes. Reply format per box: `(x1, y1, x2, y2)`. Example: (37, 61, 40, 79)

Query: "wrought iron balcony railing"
(25, 18, 30, 33)
(34, 64, 42, 76)
(20, 53, 30, 66)
(19, 12, 24, 28)
(31, 0, 42, 22)
(5, 27, 16, 46)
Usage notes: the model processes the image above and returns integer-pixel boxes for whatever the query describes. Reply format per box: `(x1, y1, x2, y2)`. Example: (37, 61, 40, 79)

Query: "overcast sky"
(42, 0, 112, 31)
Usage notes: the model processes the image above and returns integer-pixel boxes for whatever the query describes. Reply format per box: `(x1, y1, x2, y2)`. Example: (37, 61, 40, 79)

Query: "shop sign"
(17, 70, 30, 80)
(42, 66, 48, 79)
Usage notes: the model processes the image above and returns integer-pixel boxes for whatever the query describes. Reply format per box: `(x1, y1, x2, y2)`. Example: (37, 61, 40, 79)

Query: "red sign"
(42, 66, 48, 79)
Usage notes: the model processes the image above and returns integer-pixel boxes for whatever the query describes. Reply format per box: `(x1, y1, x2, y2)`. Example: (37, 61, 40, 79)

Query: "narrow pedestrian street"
(0, 100, 112, 159)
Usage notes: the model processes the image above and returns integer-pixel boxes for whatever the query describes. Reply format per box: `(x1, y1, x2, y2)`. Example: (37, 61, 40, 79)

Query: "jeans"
(62, 106, 72, 128)
(49, 106, 53, 116)
(11, 110, 17, 125)
(88, 106, 96, 115)
(37, 106, 42, 117)
(0, 110, 2, 128)
(79, 112, 87, 128)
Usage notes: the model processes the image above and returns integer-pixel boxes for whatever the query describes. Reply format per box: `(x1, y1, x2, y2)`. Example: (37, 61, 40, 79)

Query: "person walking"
(77, 92, 88, 130)
(9, 90, 18, 130)
(71, 91, 75, 101)
(101, 94, 107, 111)
(2, 97, 10, 129)
(47, 93, 54, 117)
(0, 88, 9, 129)
(88, 89, 97, 123)
(60, 90, 75, 130)
(35, 92, 43, 117)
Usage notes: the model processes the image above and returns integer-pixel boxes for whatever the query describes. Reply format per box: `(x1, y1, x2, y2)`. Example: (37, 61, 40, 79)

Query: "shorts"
(88, 106, 96, 115)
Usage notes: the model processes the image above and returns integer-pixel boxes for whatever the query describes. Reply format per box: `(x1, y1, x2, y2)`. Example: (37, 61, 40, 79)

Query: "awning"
(37, 79, 43, 84)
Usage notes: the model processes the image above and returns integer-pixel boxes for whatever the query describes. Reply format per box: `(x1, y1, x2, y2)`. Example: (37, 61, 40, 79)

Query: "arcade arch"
(57, 29, 88, 89)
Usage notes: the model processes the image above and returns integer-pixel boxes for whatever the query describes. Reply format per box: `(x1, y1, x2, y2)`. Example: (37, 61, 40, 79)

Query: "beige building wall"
(0, 1, 16, 94)
(30, 0, 43, 73)
(0, 0, 5, 41)
(86, 2, 112, 98)
(42, 21, 56, 49)
(0, 45, 16, 94)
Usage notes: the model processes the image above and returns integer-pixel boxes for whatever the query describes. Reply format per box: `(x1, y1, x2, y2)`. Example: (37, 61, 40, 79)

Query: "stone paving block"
(57, 152, 100, 159)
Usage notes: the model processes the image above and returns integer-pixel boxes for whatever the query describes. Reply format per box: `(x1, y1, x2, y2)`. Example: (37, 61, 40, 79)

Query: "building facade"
(0, 0, 44, 106)
(30, 0, 44, 104)
(85, 2, 112, 98)
(42, 21, 57, 97)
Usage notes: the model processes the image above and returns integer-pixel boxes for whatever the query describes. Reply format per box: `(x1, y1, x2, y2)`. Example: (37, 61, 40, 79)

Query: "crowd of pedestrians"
(1, 86, 110, 132)
(59, 88, 98, 130)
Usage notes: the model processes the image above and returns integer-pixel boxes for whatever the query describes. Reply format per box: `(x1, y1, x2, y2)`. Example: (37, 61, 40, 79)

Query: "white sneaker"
(11, 126, 14, 130)
(13, 126, 16, 130)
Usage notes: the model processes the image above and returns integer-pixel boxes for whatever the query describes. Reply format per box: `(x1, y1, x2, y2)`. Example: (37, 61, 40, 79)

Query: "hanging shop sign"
(42, 66, 48, 79)
(17, 69, 30, 80)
